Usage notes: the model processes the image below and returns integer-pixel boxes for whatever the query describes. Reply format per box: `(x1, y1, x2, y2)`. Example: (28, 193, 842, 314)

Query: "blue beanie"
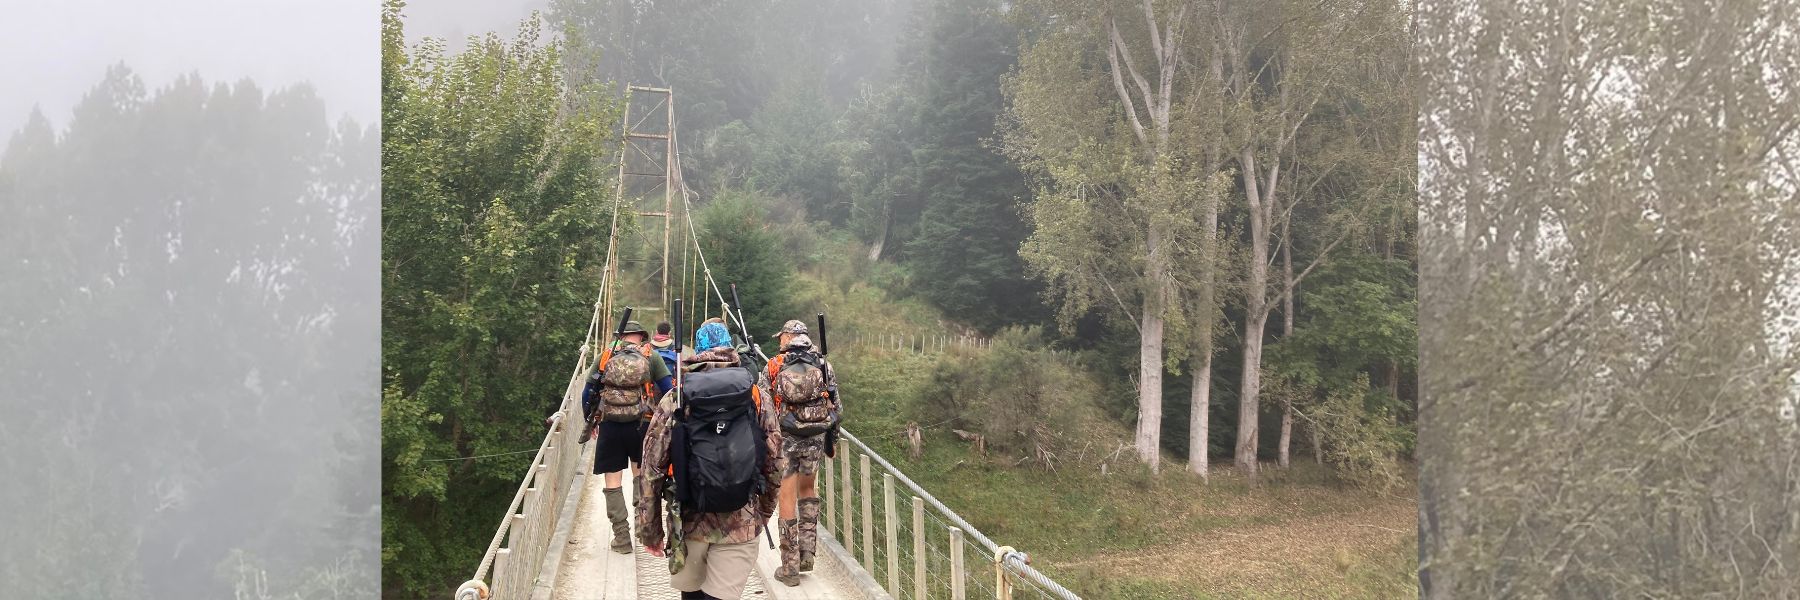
(694, 322, 731, 352)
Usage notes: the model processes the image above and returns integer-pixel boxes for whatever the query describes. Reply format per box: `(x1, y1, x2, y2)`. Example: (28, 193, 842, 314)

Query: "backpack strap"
(765, 354, 785, 408)
(765, 354, 784, 383)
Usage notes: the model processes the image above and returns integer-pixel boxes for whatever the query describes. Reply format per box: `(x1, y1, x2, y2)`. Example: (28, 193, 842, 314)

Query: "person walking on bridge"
(582, 320, 673, 554)
(767, 319, 840, 586)
(639, 321, 784, 600)
(651, 321, 680, 374)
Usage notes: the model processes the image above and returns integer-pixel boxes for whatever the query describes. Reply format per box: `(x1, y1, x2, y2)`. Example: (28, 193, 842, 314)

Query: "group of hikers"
(566, 307, 841, 599)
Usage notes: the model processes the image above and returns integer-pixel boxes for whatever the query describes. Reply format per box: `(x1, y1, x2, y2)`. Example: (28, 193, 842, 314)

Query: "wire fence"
(823, 430, 1081, 600)
(835, 332, 991, 356)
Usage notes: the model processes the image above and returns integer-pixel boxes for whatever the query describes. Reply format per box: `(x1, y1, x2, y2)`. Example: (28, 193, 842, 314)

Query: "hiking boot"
(774, 518, 802, 586)
(604, 486, 632, 554)
(797, 497, 822, 572)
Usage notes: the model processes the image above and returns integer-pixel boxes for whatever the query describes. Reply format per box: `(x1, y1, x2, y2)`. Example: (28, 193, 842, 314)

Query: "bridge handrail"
(838, 429, 1082, 600)
(454, 343, 593, 600)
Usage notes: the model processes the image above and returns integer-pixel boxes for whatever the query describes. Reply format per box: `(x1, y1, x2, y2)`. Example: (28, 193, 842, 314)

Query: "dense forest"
(0, 69, 379, 597)
(380, 0, 1416, 597)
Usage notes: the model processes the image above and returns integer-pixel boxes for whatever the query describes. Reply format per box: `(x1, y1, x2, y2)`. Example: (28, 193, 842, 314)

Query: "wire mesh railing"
(823, 430, 1082, 600)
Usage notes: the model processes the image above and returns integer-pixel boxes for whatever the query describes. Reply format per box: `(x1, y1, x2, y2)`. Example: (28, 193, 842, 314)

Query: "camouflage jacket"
(637, 358, 784, 547)
(766, 341, 840, 414)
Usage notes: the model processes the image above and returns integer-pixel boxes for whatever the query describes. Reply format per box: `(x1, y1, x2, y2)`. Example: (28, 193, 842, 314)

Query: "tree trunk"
(1235, 147, 1270, 477)
(1311, 420, 1323, 464)
(1389, 362, 1401, 405)
(1190, 46, 1224, 482)
(1189, 179, 1219, 481)
(1189, 354, 1211, 481)
(1278, 409, 1292, 468)
(1136, 223, 1168, 473)
(1278, 216, 1295, 468)
(868, 198, 892, 261)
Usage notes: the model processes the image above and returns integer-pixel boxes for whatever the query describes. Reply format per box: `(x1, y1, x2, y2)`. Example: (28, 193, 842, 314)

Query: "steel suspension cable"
(667, 127, 757, 352)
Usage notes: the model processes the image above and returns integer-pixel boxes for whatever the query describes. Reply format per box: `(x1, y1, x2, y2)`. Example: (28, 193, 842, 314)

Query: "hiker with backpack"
(765, 319, 840, 586)
(581, 319, 674, 554)
(637, 321, 784, 600)
(651, 321, 680, 375)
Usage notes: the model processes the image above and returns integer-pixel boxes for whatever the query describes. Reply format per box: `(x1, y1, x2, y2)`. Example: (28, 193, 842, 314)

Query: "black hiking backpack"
(671, 364, 766, 514)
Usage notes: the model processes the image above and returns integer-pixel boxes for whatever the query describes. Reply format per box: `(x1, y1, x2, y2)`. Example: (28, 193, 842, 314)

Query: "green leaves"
(695, 189, 798, 339)
(380, 6, 617, 596)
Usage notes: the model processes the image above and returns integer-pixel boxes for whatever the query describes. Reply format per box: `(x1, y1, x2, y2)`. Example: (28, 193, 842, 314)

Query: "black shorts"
(594, 419, 646, 474)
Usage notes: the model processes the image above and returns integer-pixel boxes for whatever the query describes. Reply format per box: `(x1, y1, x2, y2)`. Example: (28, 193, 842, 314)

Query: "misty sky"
(0, 0, 377, 137)
(395, 0, 550, 47)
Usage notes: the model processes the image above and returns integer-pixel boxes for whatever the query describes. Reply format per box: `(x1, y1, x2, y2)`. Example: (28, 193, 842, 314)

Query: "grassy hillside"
(781, 237, 1418, 599)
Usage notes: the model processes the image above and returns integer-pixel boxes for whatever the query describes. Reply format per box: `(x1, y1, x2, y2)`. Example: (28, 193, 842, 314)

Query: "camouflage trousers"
(782, 433, 827, 478)
(777, 497, 824, 581)
(778, 434, 826, 582)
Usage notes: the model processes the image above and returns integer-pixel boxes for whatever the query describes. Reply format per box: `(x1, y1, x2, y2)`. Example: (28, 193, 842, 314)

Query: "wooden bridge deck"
(547, 457, 878, 600)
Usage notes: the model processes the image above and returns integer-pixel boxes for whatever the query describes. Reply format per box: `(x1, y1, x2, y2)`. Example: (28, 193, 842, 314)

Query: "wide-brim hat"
(617, 320, 648, 336)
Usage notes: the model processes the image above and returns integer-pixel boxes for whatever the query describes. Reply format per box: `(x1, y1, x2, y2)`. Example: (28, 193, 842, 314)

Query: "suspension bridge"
(448, 86, 1081, 600)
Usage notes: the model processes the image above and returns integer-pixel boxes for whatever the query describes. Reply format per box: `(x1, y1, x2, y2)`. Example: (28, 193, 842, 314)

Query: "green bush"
(694, 188, 798, 337)
(914, 326, 1095, 465)
(1295, 375, 1410, 493)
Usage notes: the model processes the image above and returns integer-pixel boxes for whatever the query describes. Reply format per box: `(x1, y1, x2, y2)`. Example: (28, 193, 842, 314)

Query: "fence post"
(913, 496, 926, 600)
(841, 439, 853, 553)
(825, 444, 836, 536)
(885, 473, 898, 595)
(492, 547, 511, 596)
(533, 463, 549, 566)
(861, 453, 874, 567)
(950, 527, 966, 600)
(513, 490, 532, 594)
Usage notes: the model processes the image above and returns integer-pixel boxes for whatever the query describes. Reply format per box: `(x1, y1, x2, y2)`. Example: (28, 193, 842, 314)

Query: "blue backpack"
(656, 347, 679, 375)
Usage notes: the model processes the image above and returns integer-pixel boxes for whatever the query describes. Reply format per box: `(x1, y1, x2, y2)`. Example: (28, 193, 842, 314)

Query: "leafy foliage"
(903, 0, 1043, 329)
(1282, 376, 1410, 492)
(693, 189, 798, 340)
(1268, 255, 1417, 441)
(379, 3, 618, 596)
(916, 326, 1097, 463)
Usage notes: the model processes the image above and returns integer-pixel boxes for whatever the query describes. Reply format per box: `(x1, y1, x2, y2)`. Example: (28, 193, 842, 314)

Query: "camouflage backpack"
(596, 343, 655, 422)
(770, 350, 832, 435)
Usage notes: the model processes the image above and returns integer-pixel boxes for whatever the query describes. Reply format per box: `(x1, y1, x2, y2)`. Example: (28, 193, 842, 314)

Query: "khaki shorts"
(671, 538, 759, 598)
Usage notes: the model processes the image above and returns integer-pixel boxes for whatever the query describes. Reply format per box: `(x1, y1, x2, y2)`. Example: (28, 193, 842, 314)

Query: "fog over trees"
(1, 2, 378, 597)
